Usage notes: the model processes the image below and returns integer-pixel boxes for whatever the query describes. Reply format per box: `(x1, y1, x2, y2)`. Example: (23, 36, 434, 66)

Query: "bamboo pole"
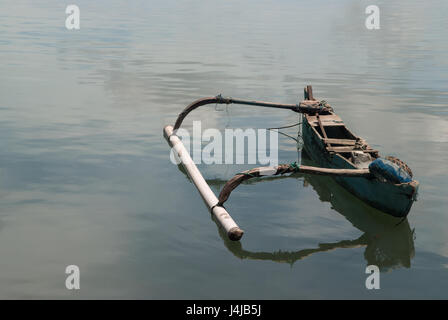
(163, 125, 244, 241)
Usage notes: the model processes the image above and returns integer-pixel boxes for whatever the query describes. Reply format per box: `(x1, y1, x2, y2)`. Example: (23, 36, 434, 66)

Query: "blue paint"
(302, 115, 418, 218)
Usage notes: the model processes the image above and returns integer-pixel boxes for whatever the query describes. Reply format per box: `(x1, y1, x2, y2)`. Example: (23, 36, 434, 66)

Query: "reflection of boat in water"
(214, 152, 415, 271)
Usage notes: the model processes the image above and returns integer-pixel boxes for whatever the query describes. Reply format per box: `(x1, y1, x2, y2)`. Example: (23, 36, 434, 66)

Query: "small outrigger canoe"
(164, 85, 419, 240)
(300, 87, 419, 217)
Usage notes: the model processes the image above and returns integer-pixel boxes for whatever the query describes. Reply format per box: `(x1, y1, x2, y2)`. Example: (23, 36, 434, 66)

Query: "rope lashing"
(289, 162, 301, 172)
(296, 100, 333, 113)
(319, 100, 331, 108)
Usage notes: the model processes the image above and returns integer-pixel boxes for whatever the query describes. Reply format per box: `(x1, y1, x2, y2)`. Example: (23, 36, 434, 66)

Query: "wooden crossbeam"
(317, 115, 331, 149)
(326, 146, 378, 153)
(323, 138, 357, 146)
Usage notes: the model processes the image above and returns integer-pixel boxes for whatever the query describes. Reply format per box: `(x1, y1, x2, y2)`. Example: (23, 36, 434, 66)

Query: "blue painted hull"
(302, 115, 419, 217)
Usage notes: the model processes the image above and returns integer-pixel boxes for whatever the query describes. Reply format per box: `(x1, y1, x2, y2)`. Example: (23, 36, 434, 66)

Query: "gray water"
(0, 0, 447, 299)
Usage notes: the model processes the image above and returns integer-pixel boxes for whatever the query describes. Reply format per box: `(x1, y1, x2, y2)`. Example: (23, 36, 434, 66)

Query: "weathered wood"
(307, 114, 345, 127)
(299, 100, 320, 106)
(312, 122, 345, 127)
(306, 85, 314, 100)
(298, 165, 370, 176)
(326, 146, 378, 153)
(217, 163, 371, 207)
(323, 138, 357, 146)
(218, 164, 293, 206)
(173, 95, 331, 130)
(317, 116, 328, 139)
(302, 112, 418, 218)
(317, 115, 331, 149)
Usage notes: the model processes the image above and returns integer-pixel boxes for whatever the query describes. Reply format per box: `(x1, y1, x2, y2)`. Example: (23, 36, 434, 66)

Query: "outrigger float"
(164, 86, 419, 241)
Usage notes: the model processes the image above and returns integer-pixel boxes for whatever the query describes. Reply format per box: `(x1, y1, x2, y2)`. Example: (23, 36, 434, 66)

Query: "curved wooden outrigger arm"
(173, 95, 331, 131)
(217, 163, 370, 207)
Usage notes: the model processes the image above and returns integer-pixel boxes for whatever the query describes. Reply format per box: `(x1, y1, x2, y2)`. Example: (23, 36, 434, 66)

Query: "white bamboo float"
(163, 125, 244, 241)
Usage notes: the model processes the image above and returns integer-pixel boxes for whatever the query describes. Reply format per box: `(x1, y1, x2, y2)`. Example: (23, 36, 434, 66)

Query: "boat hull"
(302, 116, 418, 218)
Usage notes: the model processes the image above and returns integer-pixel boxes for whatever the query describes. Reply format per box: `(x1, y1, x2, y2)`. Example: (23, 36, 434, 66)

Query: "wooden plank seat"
(323, 138, 357, 146)
(326, 146, 378, 153)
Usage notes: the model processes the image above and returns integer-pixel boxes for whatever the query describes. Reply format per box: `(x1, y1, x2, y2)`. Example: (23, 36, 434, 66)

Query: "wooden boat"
(300, 88, 419, 217)
(165, 85, 419, 240)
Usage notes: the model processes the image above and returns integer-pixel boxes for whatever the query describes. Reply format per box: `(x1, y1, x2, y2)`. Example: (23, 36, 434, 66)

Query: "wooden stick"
(323, 138, 357, 146)
(298, 165, 370, 176)
(326, 147, 378, 153)
(317, 114, 332, 149)
(173, 95, 331, 130)
(218, 164, 370, 207)
(306, 85, 314, 100)
(164, 125, 244, 241)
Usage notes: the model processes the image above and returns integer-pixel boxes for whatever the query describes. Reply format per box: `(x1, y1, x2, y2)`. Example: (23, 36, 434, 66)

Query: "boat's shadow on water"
(176, 152, 415, 271)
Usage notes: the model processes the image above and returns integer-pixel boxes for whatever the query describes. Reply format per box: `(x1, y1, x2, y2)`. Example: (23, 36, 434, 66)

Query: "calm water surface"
(0, 0, 447, 298)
